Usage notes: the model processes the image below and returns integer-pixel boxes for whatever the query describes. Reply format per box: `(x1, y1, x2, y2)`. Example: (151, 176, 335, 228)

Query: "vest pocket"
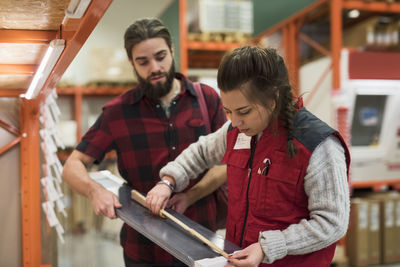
(223, 150, 250, 210)
(252, 157, 301, 218)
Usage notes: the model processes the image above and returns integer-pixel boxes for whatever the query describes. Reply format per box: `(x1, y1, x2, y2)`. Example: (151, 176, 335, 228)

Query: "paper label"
(385, 201, 394, 227)
(369, 203, 379, 231)
(42, 201, 59, 227)
(396, 200, 400, 227)
(233, 133, 251, 150)
(358, 203, 368, 229)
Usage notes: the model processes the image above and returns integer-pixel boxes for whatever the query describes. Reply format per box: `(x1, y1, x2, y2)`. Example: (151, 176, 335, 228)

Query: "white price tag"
(233, 133, 251, 150)
(42, 201, 59, 227)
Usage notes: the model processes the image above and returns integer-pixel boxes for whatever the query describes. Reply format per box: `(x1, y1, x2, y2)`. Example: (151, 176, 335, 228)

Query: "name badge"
(233, 133, 251, 150)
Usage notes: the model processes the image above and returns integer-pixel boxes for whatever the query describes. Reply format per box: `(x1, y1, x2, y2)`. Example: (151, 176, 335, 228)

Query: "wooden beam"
(253, 0, 329, 42)
(187, 41, 241, 51)
(0, 29, 57, 44)
(0, 64, 37, 75)
(331, 0, 342, 90)
(343, 0, 400, 13)
(179, 0, 188, 76)
(299, 32, 331, 56)
(56, 86, 130, 95)
(75, 86, 83, 142)
(0, 89, 25, 97)
(37, 0, 114, 103)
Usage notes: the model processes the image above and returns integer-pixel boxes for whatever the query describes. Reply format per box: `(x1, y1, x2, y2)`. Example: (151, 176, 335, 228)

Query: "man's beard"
(135, 61, 176, 101)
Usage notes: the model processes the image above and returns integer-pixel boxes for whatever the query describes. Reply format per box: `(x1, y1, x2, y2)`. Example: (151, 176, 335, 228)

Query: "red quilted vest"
(221, 108, 350, 267)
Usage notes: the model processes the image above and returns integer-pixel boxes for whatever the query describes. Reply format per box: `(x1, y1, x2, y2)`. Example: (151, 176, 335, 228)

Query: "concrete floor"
(58, 229, 400, 267)
(58, 230, 124, 267)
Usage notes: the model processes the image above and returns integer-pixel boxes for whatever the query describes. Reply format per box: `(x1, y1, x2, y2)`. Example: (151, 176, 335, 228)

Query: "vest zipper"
(239, 137, 257, 247)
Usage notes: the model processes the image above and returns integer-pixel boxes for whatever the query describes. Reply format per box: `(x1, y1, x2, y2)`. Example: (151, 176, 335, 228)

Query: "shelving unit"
(0, 1, 113, 266)
(178, 0, 250, 75)
(252, 0, 400, 191)
(56, 86, 130, 142)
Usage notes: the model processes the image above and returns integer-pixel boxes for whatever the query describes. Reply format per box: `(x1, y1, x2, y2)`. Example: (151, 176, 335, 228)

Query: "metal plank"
(116, 184, 239, 266)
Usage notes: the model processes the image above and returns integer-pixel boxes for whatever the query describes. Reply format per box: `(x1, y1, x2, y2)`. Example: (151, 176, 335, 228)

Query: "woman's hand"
(146, 176, 175, 216)
(226, 242, 264, 267)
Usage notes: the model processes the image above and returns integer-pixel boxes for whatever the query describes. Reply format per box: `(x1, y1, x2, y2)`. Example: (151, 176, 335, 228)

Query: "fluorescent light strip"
(65, 0, 92, 18)
(25, 39, 65, 100)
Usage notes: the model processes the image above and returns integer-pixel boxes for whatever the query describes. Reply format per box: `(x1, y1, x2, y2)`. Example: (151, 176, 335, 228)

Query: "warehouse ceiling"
(0, 0, 112, 99)
(0, 0, 69, 96)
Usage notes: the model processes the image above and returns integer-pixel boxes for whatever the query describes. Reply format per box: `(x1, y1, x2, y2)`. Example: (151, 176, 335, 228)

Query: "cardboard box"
(346, 198, 369, 266)
(394, 195, 400, 262)
(367, 199, 381, 265)
(368, 193, 397, 264)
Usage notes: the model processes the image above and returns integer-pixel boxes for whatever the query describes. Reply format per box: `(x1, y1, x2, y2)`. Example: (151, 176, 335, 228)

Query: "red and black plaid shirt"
(76, 73, 226, 264)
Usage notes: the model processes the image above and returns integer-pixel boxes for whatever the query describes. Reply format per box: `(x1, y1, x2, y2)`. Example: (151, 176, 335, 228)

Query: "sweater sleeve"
(159, 121, 230, 192)
(258, 135, 350, 263)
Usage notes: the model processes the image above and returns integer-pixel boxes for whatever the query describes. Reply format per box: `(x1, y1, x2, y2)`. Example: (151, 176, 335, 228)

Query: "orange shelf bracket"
(0, 137, 21, 155)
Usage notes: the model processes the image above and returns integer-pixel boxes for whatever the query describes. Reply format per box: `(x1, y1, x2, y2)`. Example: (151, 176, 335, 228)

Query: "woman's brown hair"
(217, 46, 298, 157)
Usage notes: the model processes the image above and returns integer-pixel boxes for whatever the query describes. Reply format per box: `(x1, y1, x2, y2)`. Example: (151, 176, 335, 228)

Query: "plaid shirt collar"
(130, 72, 196, 105)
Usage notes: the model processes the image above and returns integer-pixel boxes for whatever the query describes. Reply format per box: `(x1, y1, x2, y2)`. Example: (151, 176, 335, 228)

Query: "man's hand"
(167, 193, 190, 214)
(226, 242, 264, 267)
(146, 176, 174, 215)
(88, 184, 122, 219)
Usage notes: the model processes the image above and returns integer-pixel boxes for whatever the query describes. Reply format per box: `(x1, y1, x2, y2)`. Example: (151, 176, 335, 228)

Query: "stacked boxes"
(394, 195, 400, 262)
(346, 192, 400, 265)
(346, 198, 369, 266)
(369, 193, 397, 264)
(367, 199, 380, 265)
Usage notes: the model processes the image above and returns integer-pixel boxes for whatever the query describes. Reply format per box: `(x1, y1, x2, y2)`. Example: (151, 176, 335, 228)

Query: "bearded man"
(62, 18, 227, 266)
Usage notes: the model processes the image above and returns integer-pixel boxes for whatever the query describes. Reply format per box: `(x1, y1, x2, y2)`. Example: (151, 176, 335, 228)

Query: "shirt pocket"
(252, 151, 301, 218)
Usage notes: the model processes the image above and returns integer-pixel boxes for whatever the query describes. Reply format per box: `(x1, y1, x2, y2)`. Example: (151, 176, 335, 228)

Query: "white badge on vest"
(233, 133, 252, 149)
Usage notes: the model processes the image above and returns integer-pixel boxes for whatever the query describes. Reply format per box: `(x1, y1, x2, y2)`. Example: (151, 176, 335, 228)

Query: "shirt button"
(156, 104, 160, 108)
(172, 146, 176, 150)
(169, 123, 173, 127)
(172, 101, 176, 105)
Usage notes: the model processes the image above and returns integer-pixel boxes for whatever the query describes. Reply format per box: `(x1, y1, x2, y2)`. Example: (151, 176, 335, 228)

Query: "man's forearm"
(185, 164, 227, 206)
(62, 151, 98, 199)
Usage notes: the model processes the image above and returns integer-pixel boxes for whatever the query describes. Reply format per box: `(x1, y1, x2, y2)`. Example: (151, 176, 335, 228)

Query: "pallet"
(188, 32, 251, 44)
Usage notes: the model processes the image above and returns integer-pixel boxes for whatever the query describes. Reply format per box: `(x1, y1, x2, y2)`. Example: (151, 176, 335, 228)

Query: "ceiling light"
(65, 0, 92, 18)
(348, 9, 360, 19)
(25, 39, 65, 100)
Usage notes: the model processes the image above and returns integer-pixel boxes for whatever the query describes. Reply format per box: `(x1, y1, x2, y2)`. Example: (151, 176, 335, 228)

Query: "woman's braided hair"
(217, 46, 298, 157)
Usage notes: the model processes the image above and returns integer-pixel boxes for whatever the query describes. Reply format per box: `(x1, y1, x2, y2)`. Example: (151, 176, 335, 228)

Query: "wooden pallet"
(188, 32, 251, 44)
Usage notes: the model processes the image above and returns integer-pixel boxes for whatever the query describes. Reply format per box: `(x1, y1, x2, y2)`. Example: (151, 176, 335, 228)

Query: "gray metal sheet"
(116, 184, 240, 266)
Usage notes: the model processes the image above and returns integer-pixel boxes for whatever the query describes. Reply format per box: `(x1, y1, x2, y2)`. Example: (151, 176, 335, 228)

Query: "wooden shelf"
(57, 86, 131, 96)
(351, 179, 400, 191)
(187, 40, 242, 51)
(343, 0, 400, 13)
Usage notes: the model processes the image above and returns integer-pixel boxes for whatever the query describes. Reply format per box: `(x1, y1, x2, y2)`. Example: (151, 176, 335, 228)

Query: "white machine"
(341, 49, 400, 182)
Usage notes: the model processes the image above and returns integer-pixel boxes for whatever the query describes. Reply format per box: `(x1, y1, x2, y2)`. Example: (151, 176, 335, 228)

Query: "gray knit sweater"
(160, 121, 350, 264)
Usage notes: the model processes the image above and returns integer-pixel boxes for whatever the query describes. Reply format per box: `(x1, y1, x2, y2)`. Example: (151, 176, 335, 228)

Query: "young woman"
(146, 46, 350, 267)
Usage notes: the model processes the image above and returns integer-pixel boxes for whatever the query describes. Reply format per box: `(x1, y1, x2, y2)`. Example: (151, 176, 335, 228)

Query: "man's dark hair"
(124, 18, 172, 60)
